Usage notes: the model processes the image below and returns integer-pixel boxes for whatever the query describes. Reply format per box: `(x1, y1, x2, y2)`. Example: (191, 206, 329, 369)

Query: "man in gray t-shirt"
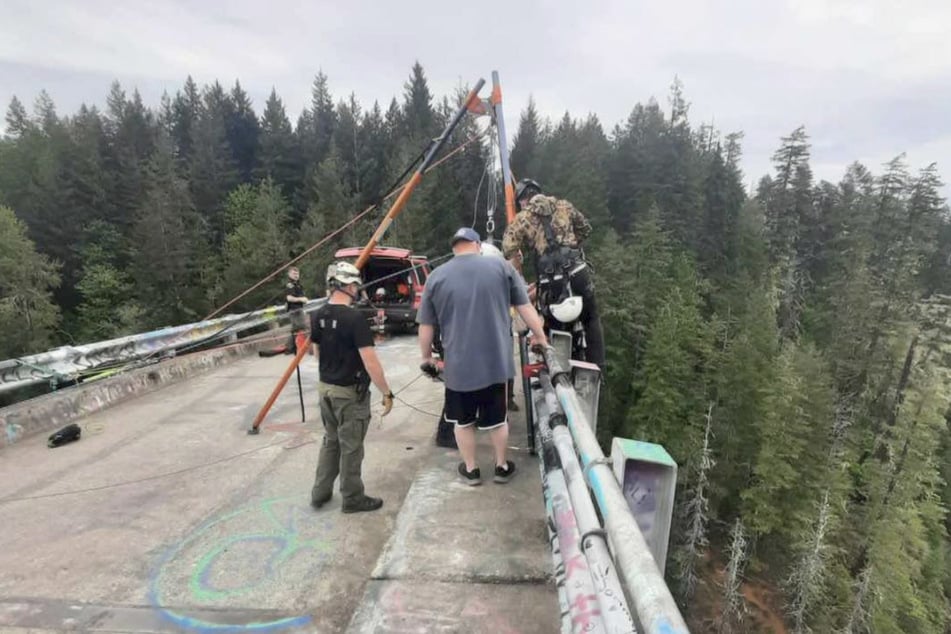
(418, 227, 548, 486)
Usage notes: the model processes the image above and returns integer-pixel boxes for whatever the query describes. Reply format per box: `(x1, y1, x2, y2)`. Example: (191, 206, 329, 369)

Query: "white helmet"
(327, 261, 361, 287)
(550, 295, 583, 323)
(480, 241, 504, 259)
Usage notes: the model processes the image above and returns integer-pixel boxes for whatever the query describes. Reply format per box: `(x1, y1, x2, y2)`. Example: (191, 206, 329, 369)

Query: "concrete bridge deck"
(0, 336, 558, 633)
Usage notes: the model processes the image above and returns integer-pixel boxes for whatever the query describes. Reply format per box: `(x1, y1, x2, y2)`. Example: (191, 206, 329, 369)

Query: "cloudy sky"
(2, 0, 949, 191)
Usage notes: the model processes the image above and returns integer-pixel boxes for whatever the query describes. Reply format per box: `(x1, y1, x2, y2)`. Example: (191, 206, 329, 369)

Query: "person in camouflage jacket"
(501, 179, 605, 370)
(501, 194, 592, 258)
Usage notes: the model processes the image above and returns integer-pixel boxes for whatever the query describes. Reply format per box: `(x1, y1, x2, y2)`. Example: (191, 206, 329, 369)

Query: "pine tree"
(591, 228, 645, 440)
(657, 78, 704, 251)
(839, 565, 873, 634)
(189, 83, 239, 246)
(218, 179, 291, 309)
(510, 97, 544, 181)
(534, 114, 611, 234)
(741, 344, 834, 542)
(760, 126, 810, 264)
(698, 144, 746, 283)
(171, 76, 202, 162)
(305, 71, 337, 168)
(75, 220, 142, 341)
(719, 518, 749, 633)
(226, 80, 259, 182)
(707, 272, 778, 519)
(299, 149, 359, 283)
(626, 254, 712, 463)
(357, 100, 389, 206)
(103, 83, 155, 235)
(131, 134, 207, 327)
(334, 93, 364, 197)
(402, 61, 436, 145)
(255, 88, 301, 201)
(786, 491, 833, 632)
(4, 96, 29, 137)
(677, 402, 716, 598)
(607, 100, 667, 233)
(0, 205, 61, 357)
(2, 92, 90, 316)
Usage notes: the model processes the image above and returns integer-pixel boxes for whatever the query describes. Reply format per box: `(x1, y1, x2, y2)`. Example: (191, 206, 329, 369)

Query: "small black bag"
(48, 424, 81, 448)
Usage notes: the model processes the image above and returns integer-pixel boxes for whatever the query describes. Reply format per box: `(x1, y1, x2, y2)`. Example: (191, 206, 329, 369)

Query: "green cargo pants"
(311, 381, 372, 504)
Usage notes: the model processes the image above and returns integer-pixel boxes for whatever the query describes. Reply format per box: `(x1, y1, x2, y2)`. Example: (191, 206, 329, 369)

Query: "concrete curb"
(0, 336, 281, 449)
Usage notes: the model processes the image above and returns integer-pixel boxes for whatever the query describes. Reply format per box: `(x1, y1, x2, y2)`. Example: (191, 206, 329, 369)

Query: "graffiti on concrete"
(3, 419, 24, 445)
(379, 585, 521, 634)
(0, 301, 304, 393)
(149, 497, 334, 632)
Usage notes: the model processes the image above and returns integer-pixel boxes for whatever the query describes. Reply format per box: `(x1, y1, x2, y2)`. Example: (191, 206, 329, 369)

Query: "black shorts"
(444, 383, 508, 430)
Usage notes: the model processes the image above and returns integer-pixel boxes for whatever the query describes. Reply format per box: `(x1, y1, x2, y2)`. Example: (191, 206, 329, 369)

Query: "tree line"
(2, 64, 951, 631)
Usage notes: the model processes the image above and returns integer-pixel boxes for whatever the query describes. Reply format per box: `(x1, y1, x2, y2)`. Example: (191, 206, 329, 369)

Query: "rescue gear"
(515, 178, 542, 202)
(549, 294, 584, 323)
(327, 261, 362, 287)
(502, 195, 591, 262)
(48, 424, 81, 448)
(480, 241, 504, 259)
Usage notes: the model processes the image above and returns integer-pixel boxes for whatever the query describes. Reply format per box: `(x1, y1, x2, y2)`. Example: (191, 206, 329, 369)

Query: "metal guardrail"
(535, 346, 690, 634)
(0, 299, 328, 395)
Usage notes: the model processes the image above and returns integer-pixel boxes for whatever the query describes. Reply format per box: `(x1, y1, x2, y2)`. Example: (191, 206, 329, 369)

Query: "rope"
(473, 163, 487, 229)
(203, 129, 490, 322)
(7, 133, 488, 389)
(395, 395, 443, 418)
(1, 359, 443, 504)
(0, 438, 289, 505)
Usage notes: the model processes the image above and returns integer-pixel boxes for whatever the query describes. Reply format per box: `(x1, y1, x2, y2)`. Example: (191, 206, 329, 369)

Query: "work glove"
(382, 391, 394, 417)
(420, 360, 440, 379)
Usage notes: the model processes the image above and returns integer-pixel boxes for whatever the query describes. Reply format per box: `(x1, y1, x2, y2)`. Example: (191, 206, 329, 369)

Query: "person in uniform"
(310, 261, 394, 513)
(285, 266, 309, 354)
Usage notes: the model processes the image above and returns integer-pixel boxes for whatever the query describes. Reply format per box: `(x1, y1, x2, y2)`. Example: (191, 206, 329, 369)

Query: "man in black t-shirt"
(310, 261, 394, 514)
(285, 266, 309, 354)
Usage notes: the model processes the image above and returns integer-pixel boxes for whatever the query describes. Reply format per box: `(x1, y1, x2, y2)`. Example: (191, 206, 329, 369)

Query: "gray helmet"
(327, 261, 361, 287)
(515, 178, 542, 203)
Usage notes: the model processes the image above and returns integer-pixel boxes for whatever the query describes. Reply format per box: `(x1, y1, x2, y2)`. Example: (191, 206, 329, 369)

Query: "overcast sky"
(2, 0, 949, 193)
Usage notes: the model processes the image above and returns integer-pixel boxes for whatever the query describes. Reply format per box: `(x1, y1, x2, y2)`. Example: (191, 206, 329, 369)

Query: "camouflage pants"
(311, 382, 371, 503)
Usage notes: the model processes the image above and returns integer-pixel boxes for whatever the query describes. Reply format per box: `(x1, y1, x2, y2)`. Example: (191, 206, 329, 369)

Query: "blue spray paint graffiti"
(149, 497, 334, 632)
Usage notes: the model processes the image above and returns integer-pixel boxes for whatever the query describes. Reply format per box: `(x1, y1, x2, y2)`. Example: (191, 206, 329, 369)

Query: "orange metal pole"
(250, 76, 485, 438)
(354, 172, 422, 270)
(491, 71, 518, 225)
(248, 333, 311, 434)
(353, 78, 485, 271)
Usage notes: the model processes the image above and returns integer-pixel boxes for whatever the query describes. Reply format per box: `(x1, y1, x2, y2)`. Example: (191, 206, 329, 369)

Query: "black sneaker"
(311, 494, 332, 510)
(458, 463, 482, 486)
(507, 399, 520, 412)
(342, 495, 383, 514)
(494, 461, 517, 484)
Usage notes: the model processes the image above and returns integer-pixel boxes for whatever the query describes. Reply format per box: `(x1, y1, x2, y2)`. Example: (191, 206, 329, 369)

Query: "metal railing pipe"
(534, 392, 573, 633)
(534, 388, 606, 634)
(541, 348, 690, 634)
(540, 374, 638, 634)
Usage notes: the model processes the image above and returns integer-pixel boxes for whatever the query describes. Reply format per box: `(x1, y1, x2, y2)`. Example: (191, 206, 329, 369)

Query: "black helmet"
(515, 178, 542, 203)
